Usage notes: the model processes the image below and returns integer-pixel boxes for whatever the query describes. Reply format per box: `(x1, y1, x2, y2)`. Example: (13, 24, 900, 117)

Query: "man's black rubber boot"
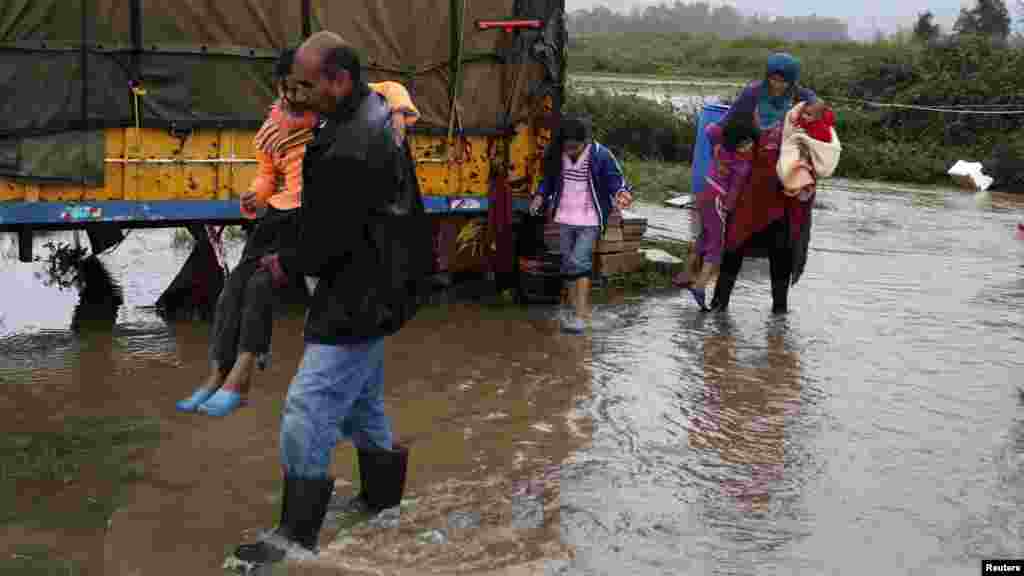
(360, 444, 409, 512)
(328, 449, 373, 513)
(287, 477, 333, 550)
(234, 476, 335, 564)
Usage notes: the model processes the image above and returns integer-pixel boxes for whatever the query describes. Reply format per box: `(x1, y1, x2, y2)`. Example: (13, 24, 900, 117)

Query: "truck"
(0, 0, 573, 310)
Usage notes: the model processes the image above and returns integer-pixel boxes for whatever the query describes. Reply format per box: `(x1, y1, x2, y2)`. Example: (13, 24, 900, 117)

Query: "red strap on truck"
(476, 19, 542, 33)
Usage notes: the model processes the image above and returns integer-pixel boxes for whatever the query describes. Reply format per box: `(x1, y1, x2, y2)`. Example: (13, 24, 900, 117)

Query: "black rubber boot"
(770, 295, 789, 315)
(328, 449, 373, 513)
(710, 250, 742, 312)
(769, 250, 792, 315)
(709, 271, 737, 312)
(234, 476, 335, 564)
(359, 443, 409, 512)
(769, 266, 789, 314)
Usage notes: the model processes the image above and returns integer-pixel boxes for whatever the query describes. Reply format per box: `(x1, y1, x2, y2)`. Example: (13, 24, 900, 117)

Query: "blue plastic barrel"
(690, 103, 731, 196)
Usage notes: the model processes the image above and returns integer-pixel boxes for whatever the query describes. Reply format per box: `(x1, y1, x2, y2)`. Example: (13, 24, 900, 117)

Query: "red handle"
(476, 19, 543, 33)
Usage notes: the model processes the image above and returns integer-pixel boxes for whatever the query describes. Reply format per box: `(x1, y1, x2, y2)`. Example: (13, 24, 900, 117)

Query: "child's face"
(281, 75, 310, 111)
(800, 102, 825, 123)
(564, 140, 586, 160)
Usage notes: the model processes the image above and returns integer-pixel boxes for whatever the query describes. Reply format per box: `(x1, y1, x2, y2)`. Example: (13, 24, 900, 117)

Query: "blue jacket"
(538, 141, 630, 233)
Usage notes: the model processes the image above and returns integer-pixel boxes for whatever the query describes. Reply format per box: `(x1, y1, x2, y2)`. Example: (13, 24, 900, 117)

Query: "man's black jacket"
(278, 85, 432, 345)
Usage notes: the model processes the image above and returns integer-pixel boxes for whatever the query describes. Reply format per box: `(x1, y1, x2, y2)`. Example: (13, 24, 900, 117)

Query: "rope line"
(820, 94, 1024, 115)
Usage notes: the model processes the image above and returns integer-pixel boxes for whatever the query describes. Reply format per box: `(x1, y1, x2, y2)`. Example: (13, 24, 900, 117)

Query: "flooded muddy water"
(568, 73, 739, 111)
(1, 179, 1022, 575)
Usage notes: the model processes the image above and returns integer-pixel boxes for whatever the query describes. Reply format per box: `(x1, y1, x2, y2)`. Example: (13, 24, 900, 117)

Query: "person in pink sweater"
(530, 115, 633, 333)
(682, 117, 759, 310)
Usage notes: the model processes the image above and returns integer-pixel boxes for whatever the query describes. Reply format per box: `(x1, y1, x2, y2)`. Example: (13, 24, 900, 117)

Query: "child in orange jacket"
(177, 52, 421, 417)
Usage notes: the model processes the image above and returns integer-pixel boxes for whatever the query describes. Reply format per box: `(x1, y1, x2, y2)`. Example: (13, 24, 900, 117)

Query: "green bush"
(569, 32, 902, 80)
(568, 32, 1024, 189)
(563, 87, 696, 163)
(805, 35, 1024, 187)
(621, 160, 692, 202)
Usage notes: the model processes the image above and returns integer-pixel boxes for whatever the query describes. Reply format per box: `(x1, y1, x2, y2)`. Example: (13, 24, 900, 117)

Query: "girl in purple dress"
(683, 118, 759, 310)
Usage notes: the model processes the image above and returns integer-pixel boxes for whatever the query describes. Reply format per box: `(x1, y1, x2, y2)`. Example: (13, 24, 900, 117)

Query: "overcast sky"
(565, 0, 982, 38)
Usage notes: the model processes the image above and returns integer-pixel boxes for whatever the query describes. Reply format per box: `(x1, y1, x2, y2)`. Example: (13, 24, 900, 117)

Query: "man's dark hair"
(721, 116, 759, 152)
(320, 44, 362, 85)
(274, 48, 296, 80)
(560, 114, 592, 143)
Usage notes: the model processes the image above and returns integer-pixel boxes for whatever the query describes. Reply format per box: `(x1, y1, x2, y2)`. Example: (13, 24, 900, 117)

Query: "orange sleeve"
(241, 149, 278, 218)
(369, 81, 419, 119)
(250, 149, 278, 202)
(274, 145, 304, 211)
(369, 81, 421, 144)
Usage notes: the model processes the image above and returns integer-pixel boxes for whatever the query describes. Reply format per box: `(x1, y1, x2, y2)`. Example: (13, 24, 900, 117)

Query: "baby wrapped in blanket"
(777, 101, 841, 200)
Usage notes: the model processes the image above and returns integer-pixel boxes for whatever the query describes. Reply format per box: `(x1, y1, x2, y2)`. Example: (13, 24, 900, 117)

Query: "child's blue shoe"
(197, 389, 247, 417)
(687, 286, 709, 311)
(176, 387, 216, 413)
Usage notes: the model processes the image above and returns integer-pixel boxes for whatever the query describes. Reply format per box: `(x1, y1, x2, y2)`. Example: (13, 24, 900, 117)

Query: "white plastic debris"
(664, 194, 693, 208)
(947, 160, 993, 192)
(638, 248, 683, 265)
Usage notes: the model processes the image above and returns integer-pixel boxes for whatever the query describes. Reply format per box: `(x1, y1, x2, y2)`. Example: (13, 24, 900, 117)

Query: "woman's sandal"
(687, 286, 710, 311)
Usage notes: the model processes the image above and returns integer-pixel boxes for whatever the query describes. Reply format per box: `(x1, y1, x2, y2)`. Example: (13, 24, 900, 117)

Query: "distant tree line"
(914, 0, 1016, 44)
(567, 1, 850, 42)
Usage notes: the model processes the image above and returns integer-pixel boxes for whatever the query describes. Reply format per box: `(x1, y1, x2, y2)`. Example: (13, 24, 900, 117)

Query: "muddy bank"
(0, 283, 598, 575)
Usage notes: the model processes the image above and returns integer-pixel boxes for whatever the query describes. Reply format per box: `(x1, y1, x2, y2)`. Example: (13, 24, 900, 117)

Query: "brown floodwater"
(0, 179, 1022, 575)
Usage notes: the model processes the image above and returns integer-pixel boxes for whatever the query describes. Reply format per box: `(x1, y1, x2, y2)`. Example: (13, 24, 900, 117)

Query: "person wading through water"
(680, 116, 759, 310)
(175, 54, 422, 418)
(531, 115, 633, 333)
(708, 52, 818, 315)
(231, 31, 432, 565)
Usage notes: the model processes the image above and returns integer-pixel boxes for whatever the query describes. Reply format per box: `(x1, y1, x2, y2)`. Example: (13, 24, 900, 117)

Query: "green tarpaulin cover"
(0, 0, 564, 183)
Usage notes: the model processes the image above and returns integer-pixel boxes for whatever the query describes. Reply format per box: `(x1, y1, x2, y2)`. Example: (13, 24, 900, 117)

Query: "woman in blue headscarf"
(704, 53, 818, 314)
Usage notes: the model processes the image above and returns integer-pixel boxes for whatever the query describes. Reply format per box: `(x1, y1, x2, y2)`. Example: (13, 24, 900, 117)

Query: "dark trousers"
(711, 218, 793, 313)
(209, 207, 303, 372)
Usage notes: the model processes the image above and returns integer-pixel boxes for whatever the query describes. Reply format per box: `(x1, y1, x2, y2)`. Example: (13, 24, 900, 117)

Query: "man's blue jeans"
(280, 338, 393, 479)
